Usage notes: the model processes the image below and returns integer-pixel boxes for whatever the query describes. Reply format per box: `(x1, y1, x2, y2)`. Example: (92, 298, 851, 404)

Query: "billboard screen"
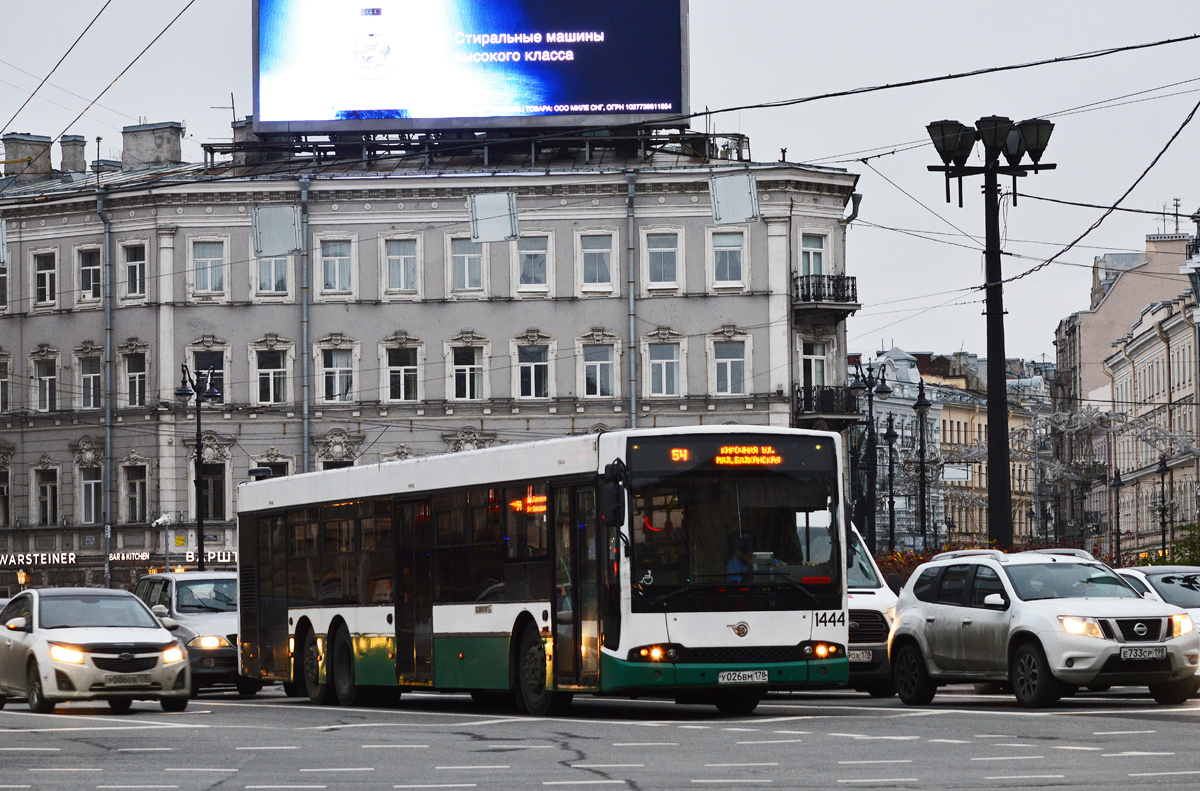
(253, 1, 689, 134)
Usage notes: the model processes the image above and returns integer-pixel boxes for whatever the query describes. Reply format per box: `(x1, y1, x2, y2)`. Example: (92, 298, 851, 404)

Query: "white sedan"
(0, 587, 191, 713)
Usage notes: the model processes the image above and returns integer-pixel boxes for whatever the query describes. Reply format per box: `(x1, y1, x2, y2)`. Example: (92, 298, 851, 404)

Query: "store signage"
(185, 550, 239, 564)
(0, 553, 79, 567)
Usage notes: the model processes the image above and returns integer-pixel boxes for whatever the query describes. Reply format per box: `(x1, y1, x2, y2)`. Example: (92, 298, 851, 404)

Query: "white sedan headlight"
(1059, 615, 1104, 639)
(163, 645, 185, 664)
(187, 635, 232, 650)
(1171, 614, 1194, 638)
(49, 643, 86, 664)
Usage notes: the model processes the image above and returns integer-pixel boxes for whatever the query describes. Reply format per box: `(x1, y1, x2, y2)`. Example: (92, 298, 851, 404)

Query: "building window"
(322, 349, 353, 402)
(192, 350, 225, 404)
(518, 346, 549, 398)
(194, 241, 225, 294)
(257, 256, 288, 295)
(126, 353, 146, 407)
(584, 345, 614, 397)
(387, 347, 418, 401)
(647, 233, 678, 287)
(453, 346, 483, 400)
(0, 359, 8, 412)
(801, 234, 824, 276)
(385, 239, 417, 292)
(581, 234, 613, 289)
(517, 236, 549, 290)
(78, 249, 101, 301)
(80, 357, 101, 409)
(451, 238, 483, 292)
(124, 244, 146, 296)
(802, 342, 826, 388)
(260, 462, 289, 478)
(714, 341, 746, 395)
(125, 465, 147, 523)
(34, 252, 56, 305)
(321, 240, 352, 292)
(0, 255, 7, 308)
(81, 467, 102, 524)
(712, 231, 744, 285)
(257, 350, 287, 404)
(0, 469, 9, 526)
(36, 359, 57, 412)
(199, 463, 225, 521)
(649, 343, 680, 396)
(37, 469, 58, 525)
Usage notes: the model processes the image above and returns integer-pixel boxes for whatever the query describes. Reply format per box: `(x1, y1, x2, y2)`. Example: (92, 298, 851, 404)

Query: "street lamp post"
(926, 116, 1055, 549)
(1110, 467, 1124, 565)
(850, 361, 892, 553)
(913, 379, 932, 551)
(1157, 455, 1169, 558)
(175, 364, 221, 572)
(883, 414, 898, 552)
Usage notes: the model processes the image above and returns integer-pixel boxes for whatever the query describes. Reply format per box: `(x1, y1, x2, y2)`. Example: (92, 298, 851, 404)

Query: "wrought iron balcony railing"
(793, 273, 858, 304)
(794, 384, 858, 416)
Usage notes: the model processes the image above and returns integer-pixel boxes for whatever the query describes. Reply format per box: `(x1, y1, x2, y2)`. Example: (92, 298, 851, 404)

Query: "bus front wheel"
(517, 625, 571, 717)
(302, 629, 334, 705)
(714, 691, 761, 716)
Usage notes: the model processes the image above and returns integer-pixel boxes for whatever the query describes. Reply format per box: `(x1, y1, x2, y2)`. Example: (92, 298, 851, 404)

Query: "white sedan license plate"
(105, 673, 151, 687)
(718, 670, 768, 684)
(848, 650, 873, 663)
(1120, 646, 1166, 660)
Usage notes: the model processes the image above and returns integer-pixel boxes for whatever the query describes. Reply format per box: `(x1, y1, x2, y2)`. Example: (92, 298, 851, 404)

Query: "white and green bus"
(237, 426, 849, 715)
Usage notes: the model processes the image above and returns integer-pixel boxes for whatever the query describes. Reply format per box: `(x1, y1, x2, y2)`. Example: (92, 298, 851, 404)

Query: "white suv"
(889, 548, 1200, 708)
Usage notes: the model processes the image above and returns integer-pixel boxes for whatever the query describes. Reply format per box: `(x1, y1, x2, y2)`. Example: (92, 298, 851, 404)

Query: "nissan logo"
(1133, 622, 1148, 637)
(730, 622, 750, 638)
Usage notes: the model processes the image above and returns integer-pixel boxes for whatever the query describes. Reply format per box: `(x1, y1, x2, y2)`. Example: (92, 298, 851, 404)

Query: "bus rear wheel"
(302, 629, 334, 705)
(332, 626, 364, 707)
(517, 625, 571, 717)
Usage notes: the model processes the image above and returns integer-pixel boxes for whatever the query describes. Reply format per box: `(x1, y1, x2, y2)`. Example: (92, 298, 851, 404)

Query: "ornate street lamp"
(850, 361, 891, 552)
(883, 414, 899, 552)
(913, 379, 932, 551)
(1110, 467, 1124, 565)
(175, 364, 221, 571)
(1157, 455, 1169, 558)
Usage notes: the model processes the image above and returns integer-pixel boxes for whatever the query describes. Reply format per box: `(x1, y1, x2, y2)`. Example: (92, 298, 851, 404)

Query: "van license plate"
(1120, 646, 1166, 660)
(105, 673, 151, 686)
(718, 670, 768, 684)
(848, 650, 873, 663)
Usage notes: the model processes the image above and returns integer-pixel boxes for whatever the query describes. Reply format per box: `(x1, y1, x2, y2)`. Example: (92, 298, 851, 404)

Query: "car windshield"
(177, 579, 238, 612)
(848, 529, 881, 589)
(1004, 562, 1139, 601)
(1146, 572, 1200, 608)
(39, 594, 161, 629)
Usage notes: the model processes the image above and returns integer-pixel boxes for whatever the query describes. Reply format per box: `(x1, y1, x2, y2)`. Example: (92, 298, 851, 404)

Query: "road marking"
(984, 776, 1064, 781)
(612, 743, 677, 747)
(436, 766, 510, 771)
(362, 745, 429, 749)
(678, 725, 710, 729)
(827, 734, 919, 741)
(927, 739, 970, 744)
(772, 731, 810, 735)
(691, 782, 771, 785)
(837, 761, 913, 765)
(722, 728, 759, 732)
(394, 786, 478, 789)
(973, 735, 1013, 738)
(162, 769, 236, 772)
(1103, 751, 1174, 757)
(835, 779, 918, 785)
(116, 748, 174, 753)
(992, 743, 1034, 747)
(0, 748, 60, 752)
(970, 756, 1044, 761)
(96, 787, 181, 790)
(543, 782, 628, 786)
(1094, 729, 1155, 735)
(487, 745, 554, 750)
(570, 765, 644, 769)
(1129, 771, 1200, 777)
(1053, 746, 1102, 751)
(705, 763, 779, 768)
(29, 769, 102, 772)
(237, 746, 298, 751)
(299, 768, 375, 772)
(736, 739, 804, 745)
(245, 787, 327, 790)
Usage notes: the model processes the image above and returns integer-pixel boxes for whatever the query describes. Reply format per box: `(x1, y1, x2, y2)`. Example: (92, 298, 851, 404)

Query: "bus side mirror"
(602, 482, 629, 557)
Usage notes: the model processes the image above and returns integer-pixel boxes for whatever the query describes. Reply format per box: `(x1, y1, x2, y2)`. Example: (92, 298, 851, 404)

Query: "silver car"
(0, 588, 191, 713)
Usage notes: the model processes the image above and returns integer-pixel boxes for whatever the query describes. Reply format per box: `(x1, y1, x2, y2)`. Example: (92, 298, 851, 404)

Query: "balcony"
(792, 274, 860, 324)
(793, 384, 860, 431)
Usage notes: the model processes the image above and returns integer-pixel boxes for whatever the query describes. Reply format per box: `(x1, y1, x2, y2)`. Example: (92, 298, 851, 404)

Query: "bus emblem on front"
(729, 622, 750, 638)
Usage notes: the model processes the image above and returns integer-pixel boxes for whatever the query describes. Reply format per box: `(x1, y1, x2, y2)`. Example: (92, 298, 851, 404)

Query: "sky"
(1, 1, 1197, 364)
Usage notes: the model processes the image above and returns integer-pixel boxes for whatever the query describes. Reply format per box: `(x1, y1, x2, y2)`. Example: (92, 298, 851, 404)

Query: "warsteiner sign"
(0, 553, 79, 567)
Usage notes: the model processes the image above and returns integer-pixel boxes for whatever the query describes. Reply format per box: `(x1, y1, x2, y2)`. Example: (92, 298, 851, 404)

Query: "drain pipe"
(626, 171, 638, 428)
(97, 190, 114, 588)
(299, 176, 311, 472)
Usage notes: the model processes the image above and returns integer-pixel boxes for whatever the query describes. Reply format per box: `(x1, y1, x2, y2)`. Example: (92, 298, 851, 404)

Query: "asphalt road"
(1, 685, 1198, 790)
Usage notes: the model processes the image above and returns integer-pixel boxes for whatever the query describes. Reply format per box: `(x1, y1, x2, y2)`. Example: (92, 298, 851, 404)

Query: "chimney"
(60, 135, 86, 173)
(91, 159, 122, 174)
(2, 133, 53, 182)
(121, 121, 183, 169)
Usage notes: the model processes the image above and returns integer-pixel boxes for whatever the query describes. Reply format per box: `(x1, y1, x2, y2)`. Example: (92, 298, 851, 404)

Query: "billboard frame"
(251, 0, 690, 136)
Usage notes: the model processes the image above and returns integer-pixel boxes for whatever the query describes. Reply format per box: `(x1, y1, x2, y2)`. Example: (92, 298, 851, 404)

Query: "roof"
(34, 587, 135, 597)
(1122, 566, 1200, 575)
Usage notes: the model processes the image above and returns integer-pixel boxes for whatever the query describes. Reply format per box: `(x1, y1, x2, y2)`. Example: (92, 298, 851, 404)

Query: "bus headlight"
(627, 644, 680, 662)
(187, 635, 232, 650)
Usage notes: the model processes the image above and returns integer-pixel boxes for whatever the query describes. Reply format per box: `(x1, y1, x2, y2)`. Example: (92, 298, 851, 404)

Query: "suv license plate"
(718, 670, 768, 684)
(105, 673, 152, 687)
(1120, 646, 1166, 660)
(848, 650, 873, 663)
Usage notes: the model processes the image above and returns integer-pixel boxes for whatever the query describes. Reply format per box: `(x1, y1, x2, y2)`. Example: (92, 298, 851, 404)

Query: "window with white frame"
(452, 346, 484, 400)
(36, 468, 58, 525)
(583, 345, 614, 397)
(517, 235, 549, 292)
(199, 463, 226, 521)
(78, 248, 101, 301)
(193, 240, 225, 294)
(192, 350, 225, 404)
(322, 348, 353, 402)
(450, 238, 483, 292)
(257, 255, 288, 295)
(387, 347, 418, 401)
(256, 350, 287, 404)
(34, 252, 56, 306)
(321, 240, 352, 293)
(518, 346, 549, 398)
(713, 341, 746, 395)
(384, 238, 418, 293)
(711, 231, 744, 286)
(0, 250, 7, 309)
(80, 467, 102, 524)
(801, 234, 824, 276)
(802, 342, 826, 388)
(35, 358, 57, 411)
(646, 232, 678, 287)
(124, 243, 146, 297)
(649, 343, 680, 396)
(124, 465, 147, 523)
(125, 352, 146, 407)
(579, 233, 614, 292)
(80, 356, 101, 409)
(0, 357, 8, 412)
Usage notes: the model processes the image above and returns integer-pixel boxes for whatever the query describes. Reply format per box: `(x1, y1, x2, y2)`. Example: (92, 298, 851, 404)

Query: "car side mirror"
(983, 593, 1008, 610)
(152, 604, 169, 617)
(1142, 591, 1156, 600)
(5, 616, 27, 631)
(887, 573, 903, 595)
(160, 617, 180, 631)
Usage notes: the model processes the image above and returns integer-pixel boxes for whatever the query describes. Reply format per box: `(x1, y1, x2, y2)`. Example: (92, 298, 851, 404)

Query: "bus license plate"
(718, 670, 768, 684)
(105, 673, 151, 687)
(1120, 646, 1166, 660)
(848, 650, 873, 663)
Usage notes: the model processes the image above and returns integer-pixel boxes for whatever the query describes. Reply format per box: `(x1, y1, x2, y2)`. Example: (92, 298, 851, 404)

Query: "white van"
(846, 525, 899, 697)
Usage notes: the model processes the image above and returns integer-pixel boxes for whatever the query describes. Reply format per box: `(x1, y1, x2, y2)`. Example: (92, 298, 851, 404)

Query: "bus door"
(395, 500, 434, 682)
(552, 486, 601, 688)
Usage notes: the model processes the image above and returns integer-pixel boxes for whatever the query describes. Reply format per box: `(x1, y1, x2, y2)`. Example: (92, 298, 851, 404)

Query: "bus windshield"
(627, 434, 841, 612)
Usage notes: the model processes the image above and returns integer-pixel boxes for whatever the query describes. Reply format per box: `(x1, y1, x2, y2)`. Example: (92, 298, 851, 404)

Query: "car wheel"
(161, 696, 188, 713)
(235, 677, 263, 698)
(301, 629, 334, 705)
(865, 680, 896, 698)
(26, 664, 55, 714)
(331, 626, 363, 707)
(282, 681, 302, 697)
(714, 691, 762, 715)
(1149, 677, 1194, 705)
(892, 643, 936, 705)
(1010, 642, 1060, 709)
(1086, 683, 1111, 693)
(108, 699, 133, 712)
(0, 694, 6, 710)
(517, 624, 571, 716)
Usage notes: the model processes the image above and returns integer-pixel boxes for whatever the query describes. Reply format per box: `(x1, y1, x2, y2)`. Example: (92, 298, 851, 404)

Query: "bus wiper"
(743, 568, 821, 604)
(650, 581, 722, 606)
